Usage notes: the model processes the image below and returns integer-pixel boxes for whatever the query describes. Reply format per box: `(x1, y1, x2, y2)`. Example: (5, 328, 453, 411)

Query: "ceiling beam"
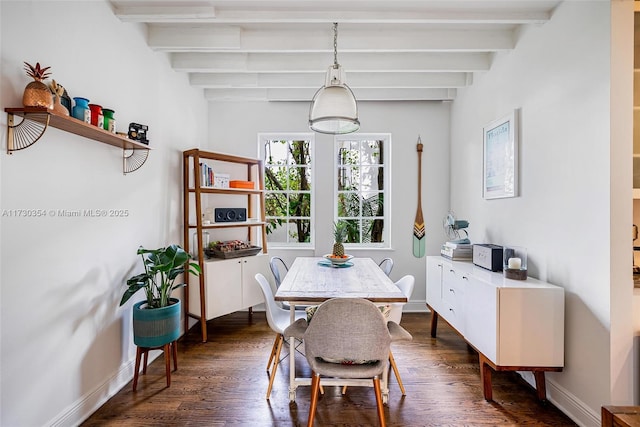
(113, 3, 551, 25)
(113, 5, 216, 21)
(148, 25, 515, 52)
(171, 52, 491, 73)
(203, 87, 457, 102)
(189, 71, 472, 88)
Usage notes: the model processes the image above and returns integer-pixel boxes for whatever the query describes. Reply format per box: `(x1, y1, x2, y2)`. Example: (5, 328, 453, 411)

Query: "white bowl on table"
(323, 254, 354, 265)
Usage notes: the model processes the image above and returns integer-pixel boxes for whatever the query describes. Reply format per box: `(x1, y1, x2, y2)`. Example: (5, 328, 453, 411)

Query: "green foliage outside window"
(264, 139, 311, 244)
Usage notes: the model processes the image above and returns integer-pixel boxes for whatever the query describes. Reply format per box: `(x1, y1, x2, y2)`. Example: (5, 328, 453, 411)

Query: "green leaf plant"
(120, 244, 201, 309)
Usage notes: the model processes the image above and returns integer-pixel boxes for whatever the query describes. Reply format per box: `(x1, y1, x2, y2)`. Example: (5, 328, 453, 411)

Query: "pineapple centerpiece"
(325, 221, 353, 265)
(332, 221, 347, 257)
(22, 61, 53, 109)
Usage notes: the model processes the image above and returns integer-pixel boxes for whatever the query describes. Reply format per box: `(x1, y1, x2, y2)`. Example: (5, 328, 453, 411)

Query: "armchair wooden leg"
(373, 376, 386, 427)
(308, 372, 321, 427)
(388, 350, 406, 395)
(267, 334, 279, 372)
(266, 335, 283, 399)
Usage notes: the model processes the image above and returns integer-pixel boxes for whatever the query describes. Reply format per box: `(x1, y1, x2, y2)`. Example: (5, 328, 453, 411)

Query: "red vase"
(88, 104, 104, 128)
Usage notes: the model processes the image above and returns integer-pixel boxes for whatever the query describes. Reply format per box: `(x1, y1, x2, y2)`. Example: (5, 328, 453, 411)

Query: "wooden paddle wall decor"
(413, 136, 425, 258)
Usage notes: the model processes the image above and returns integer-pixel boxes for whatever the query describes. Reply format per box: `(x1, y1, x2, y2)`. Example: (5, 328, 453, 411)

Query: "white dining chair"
(255, 273, 306, 399)
(270, 256, 311, 312)
(269, 256, 289, 289)
(378, 258, 394, 276)
(387, 275, 415, 395)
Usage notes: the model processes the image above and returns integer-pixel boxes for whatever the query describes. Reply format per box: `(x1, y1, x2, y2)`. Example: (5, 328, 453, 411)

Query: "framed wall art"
(483, 110, 518, 199)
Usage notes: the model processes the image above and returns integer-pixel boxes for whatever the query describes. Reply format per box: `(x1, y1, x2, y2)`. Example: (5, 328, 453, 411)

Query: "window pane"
(286, 219, 311, 243)
(289, 167, 311, 190)
(265, 166, 287, 190)
(265, 140, 289, 165)
(361, 166, 383, 191)
(289, 141, 311, 165)
(368, 218, 384, 243)
(338, 166, 359, 190)
(289, 192, 311, 217)
(344, 219, 360, 244)
(361, 140, 383, 165)
(361, 191, 383, 217)
(338, 142, 359, 166)
(337, 192, 361, 217)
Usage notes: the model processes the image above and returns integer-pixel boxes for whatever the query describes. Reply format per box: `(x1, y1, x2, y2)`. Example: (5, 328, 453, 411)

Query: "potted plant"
(120, 244, 201, 347)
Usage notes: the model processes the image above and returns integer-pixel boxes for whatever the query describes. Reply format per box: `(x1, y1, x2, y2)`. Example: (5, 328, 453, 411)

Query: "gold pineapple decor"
(332, 221, 347, 257)
(22, 61, 53, 109)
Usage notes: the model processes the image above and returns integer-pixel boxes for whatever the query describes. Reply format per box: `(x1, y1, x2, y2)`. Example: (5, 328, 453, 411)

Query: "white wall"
(208, 100, 451, 309)
(450, 2, 633, 426)
(0, 1, 208, 426)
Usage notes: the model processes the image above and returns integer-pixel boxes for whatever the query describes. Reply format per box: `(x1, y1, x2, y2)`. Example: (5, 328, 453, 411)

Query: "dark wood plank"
(82, 312, 577, 426)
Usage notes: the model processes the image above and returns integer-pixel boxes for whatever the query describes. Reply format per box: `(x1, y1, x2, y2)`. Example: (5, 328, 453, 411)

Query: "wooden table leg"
(479, 353, 493, 401)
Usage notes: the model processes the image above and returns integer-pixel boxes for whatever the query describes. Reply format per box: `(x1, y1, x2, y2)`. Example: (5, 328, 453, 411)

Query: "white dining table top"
(274, 257, 407, 303)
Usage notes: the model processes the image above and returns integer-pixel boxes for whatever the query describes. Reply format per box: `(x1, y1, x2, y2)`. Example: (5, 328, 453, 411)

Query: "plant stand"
(132, 340, 178, 391)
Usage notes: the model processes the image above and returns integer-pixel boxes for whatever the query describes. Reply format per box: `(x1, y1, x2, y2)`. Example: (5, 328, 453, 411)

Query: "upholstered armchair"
(284, 298, 412, 427)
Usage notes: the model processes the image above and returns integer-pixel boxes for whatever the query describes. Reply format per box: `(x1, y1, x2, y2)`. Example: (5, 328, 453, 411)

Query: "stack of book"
(440, 241, 472, 260)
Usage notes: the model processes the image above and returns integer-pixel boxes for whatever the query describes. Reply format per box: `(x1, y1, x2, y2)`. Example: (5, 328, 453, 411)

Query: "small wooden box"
(229, 180, 255, 189)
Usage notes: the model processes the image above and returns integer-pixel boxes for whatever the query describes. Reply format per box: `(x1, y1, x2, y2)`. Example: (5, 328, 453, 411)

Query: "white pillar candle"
(508, 257, 521, 269)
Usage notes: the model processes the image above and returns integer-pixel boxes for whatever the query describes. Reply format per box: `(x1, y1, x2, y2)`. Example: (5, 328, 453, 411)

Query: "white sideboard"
(426, 256, 565, 401)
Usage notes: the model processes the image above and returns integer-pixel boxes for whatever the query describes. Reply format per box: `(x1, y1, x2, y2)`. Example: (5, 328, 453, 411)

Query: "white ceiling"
(109, 0, 561, 102)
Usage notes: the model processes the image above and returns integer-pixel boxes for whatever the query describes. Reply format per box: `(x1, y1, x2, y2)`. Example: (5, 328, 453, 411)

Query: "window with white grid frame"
(335, 134, 390, 248)
(261, 134, 314, 247)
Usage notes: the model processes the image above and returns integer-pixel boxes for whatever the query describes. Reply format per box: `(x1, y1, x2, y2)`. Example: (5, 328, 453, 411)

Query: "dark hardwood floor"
(82, 311, 576, 426)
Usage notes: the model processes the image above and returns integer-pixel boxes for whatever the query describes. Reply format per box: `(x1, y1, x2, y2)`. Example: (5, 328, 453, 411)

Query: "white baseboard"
(519, 371, 599, 427)
(48, 352, 162, 427)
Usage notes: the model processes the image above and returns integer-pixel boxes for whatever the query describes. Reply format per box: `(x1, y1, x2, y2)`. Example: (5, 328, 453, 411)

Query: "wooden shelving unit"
(182, 148, 268, 342)
(5, 107, 150, 174)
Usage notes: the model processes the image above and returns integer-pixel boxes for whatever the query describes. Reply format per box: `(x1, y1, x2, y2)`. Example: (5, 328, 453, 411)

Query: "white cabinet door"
(190, 258, 243, 320)
(426, 257, 444, 312)
(497, 287, 565, 367)
(463, 275, 497, 363)
(241, 255, 269, 308)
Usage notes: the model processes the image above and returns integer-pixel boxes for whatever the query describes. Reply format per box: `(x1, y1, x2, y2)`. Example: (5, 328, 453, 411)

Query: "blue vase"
(132, 298, 181, 347)
(72, 97, 90, 123)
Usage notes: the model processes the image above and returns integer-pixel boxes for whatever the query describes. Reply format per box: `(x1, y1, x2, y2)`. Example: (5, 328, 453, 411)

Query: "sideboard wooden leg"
(479, 354, 493, 401)
(427, 305, 438, 338)
(534, 371, 547, 401)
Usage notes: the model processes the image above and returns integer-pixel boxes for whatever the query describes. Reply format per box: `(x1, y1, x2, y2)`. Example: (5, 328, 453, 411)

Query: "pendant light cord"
(333, 22, 339, 69)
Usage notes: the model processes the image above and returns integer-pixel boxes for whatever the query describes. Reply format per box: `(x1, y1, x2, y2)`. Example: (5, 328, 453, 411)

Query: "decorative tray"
(204, 240, 262, 259)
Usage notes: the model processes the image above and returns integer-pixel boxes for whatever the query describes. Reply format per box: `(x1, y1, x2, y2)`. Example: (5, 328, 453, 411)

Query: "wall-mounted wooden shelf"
(5, 107, 151, 174)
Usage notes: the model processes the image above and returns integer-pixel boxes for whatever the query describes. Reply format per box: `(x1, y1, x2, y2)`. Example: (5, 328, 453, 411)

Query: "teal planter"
(132, 298, 181, 347)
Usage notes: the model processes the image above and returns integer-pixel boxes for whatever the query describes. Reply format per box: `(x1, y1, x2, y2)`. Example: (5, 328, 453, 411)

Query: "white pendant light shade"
(308, 23, 360, 135)
(309, 66, 360, 134)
